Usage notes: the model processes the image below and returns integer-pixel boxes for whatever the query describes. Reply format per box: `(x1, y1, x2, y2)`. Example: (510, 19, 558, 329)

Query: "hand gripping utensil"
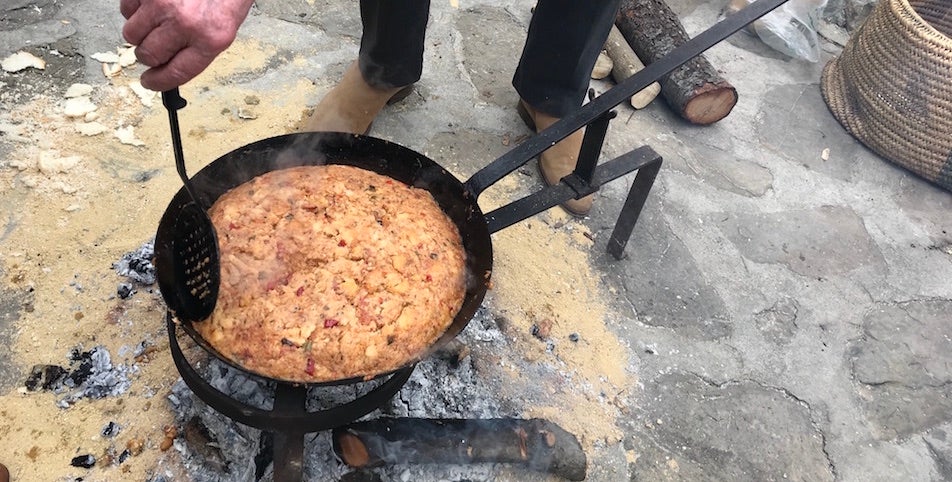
(158, 88, 220, 322)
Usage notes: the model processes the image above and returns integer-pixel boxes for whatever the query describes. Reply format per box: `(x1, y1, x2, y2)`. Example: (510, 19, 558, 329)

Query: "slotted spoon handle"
(162, 88, 204, 208)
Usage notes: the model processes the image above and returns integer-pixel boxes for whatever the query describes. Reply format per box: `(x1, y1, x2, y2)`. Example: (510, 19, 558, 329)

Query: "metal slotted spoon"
(156, 88, 220, 322)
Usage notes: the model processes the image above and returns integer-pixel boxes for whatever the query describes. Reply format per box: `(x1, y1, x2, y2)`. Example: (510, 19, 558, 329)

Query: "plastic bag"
(733, 0, 828, 62)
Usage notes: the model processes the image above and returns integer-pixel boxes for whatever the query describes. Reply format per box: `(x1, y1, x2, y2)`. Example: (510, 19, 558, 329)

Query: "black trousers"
(358, 0, 621, 118)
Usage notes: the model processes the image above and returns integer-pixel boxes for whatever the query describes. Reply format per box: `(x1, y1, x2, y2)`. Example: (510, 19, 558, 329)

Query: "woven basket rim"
(893, 0, 952, 46)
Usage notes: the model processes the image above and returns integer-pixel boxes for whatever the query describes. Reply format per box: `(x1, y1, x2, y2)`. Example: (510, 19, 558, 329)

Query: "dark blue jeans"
(358, 0, 621, 118)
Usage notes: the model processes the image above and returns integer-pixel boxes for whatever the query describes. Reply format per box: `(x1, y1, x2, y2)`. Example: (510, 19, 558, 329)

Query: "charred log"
(333, 418, 586, 481)
(616, 0, 738, 124)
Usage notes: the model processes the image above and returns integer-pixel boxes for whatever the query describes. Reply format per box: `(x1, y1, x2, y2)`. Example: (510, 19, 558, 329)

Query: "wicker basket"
(821, 0, 952, 191)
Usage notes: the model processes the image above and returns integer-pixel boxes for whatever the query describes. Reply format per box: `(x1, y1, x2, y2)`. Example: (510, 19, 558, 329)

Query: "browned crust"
(196, 165, 467, 383)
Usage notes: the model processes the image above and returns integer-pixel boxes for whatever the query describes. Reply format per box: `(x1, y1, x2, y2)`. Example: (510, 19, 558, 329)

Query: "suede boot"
(517, 100, 594, 217)
(303, 62, 412, 135)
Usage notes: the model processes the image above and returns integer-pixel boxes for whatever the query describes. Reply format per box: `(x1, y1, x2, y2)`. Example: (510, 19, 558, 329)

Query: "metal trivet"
(167, 314, 414, 481)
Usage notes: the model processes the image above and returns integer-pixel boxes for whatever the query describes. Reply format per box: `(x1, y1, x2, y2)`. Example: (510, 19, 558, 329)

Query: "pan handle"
(463, 0, 790, 198)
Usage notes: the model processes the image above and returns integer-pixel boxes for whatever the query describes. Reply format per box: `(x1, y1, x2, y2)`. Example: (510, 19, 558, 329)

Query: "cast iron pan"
(155, 132, 494, 386)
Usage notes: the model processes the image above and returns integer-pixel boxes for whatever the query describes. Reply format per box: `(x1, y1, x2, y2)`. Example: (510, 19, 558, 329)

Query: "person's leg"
(304, 0, 429, 134)
(359, 0, 430, 89)
(512, 0, 621, 216)
(513, 0, 620, 117)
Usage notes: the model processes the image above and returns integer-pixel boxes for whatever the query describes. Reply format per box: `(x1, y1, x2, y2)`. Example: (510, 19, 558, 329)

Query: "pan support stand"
(484, 90, 663, 260)
(166, 314, 414, 482)
(272, 384, 306, 482)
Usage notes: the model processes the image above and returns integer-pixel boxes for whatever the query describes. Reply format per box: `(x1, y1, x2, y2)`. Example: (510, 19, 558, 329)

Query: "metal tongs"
(159, 88, 220, 322)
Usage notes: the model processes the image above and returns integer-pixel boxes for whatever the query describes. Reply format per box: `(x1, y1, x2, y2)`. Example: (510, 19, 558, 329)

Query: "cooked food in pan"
(195, 164, 467, 382)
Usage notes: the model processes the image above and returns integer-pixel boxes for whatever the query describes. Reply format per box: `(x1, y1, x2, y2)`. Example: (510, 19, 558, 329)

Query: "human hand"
(121, 0, 255, 91)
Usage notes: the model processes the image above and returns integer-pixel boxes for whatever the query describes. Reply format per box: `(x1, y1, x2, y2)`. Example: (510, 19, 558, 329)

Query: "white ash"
(331, 307, 516, 482)
(114, 239, 156, 285)
(164, 306, 523, 481)
(168, 373, 262, 482)
(57, 346, 136, 408)
(384, 308, 510, 420)
(132, 339, 157, 358)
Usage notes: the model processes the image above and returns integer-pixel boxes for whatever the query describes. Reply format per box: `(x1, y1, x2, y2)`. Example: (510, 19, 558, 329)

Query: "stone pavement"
(2, 0, 951, 481)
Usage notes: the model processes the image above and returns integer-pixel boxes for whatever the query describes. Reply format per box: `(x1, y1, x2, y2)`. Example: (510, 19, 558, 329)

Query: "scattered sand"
(483, 177, 633, 447)
(0, 38, 316, 482)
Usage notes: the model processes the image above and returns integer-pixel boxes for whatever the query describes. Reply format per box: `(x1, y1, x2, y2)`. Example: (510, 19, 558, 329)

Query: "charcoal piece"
(254, 431, 274, 480)
(24, 364, 67, 391)
(530, 319, 552, 340)
(340, 470, 384, 482)
(113, 241, 156, 285)
(102, 421, 120, 438)
(117, 283, 134, 299)
(568, 333, 580, 342)
(433, 339, 470, 370)
(118, 449, 131, 463)
(70, 454, 95, 468)
(183, 417, 229, 474)
(65, 350, 94, 386)
(132, 169, 160, 183)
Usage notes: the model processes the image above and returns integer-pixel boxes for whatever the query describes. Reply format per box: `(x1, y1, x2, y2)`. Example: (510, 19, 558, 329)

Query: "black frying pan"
(156, 132, 494, 386)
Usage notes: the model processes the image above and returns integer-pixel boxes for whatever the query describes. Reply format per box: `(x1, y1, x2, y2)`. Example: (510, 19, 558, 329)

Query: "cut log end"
(616, 0, 737, 124)
(680, 84, 738, 125)
(337, 432, 371, 468)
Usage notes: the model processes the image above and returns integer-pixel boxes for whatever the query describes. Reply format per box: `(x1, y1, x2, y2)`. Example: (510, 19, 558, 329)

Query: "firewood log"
(592, 51, 614, 80)
(616, 0, 738, 124)
(333, 418, 586, 481)
(604, 25, 662, 109)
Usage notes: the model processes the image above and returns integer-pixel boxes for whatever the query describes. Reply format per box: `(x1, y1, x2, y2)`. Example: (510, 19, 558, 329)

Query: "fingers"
(132, 23, 189, 67)
(139, 47, 215, 91)
(119, 0, 141, 19)
(121, 7, 159, 47)
(133, 18, 233, 89)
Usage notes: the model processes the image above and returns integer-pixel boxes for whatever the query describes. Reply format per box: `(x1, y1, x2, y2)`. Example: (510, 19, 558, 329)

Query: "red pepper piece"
(324, 318, 340, 328)
(305, 358, 315, 376)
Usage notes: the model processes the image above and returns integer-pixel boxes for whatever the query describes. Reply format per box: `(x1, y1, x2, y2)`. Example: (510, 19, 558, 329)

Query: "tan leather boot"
(303, 62, 412, 135)
(517, 100, 594, 217)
